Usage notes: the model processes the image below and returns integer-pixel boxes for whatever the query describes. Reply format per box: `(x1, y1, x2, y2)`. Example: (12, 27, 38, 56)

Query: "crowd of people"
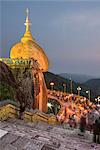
(48, 90, 100, 144)
(19, 90, 100, 144)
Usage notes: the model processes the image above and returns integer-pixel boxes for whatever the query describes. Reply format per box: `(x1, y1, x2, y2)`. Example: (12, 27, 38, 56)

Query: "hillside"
(83, 79, 100, 98)
(43, 72, 90, 99)
(0, 60, 98, 102)
(59, 73, 95, 83)
(44, 72, 70, 92)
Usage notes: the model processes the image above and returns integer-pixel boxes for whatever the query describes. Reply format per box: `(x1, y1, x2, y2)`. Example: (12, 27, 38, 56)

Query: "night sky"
(0, 1, 100, 76)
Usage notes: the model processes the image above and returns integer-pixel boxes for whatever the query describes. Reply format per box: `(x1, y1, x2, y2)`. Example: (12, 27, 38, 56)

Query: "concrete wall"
(0, 104, 57, 125)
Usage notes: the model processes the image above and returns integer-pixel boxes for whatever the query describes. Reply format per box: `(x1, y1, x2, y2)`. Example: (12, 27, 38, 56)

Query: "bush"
(0, 82, 16, 101)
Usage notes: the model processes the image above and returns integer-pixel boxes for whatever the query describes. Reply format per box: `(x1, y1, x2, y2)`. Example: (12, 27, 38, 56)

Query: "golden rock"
(10, 8, 49, 72)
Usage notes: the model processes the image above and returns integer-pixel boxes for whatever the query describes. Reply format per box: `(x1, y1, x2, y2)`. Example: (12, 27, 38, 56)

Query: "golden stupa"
(10, 8, 49, 72)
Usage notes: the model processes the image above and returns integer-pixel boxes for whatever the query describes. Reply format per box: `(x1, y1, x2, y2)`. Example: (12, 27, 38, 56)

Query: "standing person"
(97, 117, 100, 144)
(72, 114, 77, 128)
(93, 119, 100, 144)
(79, 113, 86, 135)
(19, 103, 26, 120)
(69, 115, 73, 128)
(64, 106, 67, 118)
(87, 111, 94, 133)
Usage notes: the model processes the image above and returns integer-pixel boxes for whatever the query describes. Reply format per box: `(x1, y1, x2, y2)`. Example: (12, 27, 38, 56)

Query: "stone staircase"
(0, 118, 100, 150)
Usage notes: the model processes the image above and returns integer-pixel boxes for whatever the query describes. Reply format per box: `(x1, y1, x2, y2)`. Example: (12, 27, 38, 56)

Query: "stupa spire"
(24, 8, 31, 32)
(21, 8, 35, 42)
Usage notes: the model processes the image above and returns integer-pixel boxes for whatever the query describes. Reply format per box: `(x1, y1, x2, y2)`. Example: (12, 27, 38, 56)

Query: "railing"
(0, 58, 40, 69)
(0, 104, 57, 125)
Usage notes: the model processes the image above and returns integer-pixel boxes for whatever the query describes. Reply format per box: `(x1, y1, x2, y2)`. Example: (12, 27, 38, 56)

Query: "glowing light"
(47, 103, 53, 108)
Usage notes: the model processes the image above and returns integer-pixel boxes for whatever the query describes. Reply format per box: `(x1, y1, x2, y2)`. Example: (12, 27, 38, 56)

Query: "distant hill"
(59, 73, 95, 83)
(43, 72, 91, 99)
(83, 79, 100, 98)
(44, 71, 70, 92)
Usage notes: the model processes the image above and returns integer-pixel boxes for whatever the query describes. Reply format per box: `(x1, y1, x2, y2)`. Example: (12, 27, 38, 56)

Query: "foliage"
(0, 82, 16, 100)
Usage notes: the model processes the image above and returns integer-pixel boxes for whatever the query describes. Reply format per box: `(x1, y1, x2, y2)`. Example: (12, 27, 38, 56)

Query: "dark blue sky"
(0, 1, 100, 76)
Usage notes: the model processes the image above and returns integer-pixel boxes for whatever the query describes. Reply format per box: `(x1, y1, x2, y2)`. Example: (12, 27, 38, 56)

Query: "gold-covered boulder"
(10, 8, 49, 72)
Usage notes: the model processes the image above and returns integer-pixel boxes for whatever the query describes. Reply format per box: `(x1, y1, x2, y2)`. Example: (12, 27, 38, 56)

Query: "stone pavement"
(0, 118, 100, 150)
